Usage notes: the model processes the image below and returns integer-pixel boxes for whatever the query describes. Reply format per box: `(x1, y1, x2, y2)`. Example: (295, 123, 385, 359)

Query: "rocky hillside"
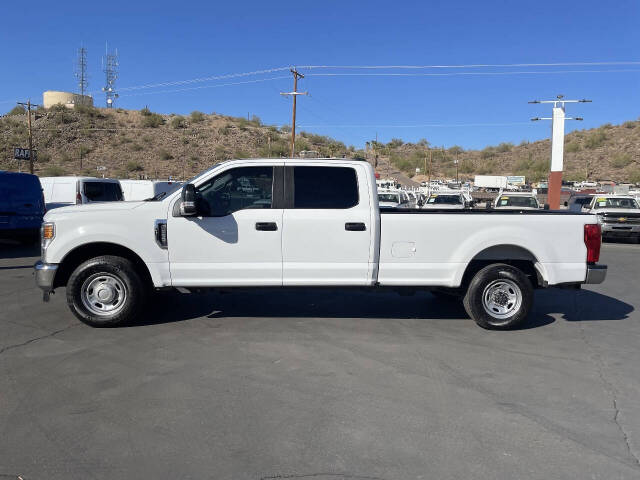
(380, 120, 640, 184)
(0, 105, 348, 180)
(1, 104, 639, 183)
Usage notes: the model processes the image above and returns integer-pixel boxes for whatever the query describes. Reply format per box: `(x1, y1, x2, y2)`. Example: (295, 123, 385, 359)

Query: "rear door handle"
(256, 222, 278, 231)
(345, 222, 366, 231)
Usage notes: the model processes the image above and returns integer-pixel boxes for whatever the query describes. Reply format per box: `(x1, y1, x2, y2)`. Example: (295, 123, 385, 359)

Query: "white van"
(119, 180, 183, 201)
(40, 177, 123, 210)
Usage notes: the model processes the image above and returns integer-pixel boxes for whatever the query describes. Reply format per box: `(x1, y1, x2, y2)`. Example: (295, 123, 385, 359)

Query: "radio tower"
(102, 43, 119, 108)
(75, 45, 88, 99)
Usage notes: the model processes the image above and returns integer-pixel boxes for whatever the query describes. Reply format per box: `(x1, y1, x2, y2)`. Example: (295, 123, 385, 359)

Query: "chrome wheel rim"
(80, 273, 127, 316)
(482, 279, 522, 320)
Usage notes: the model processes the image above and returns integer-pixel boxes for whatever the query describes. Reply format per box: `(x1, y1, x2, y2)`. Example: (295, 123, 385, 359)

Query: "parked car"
(422, 192, 470, 210)
(0, 171, 45, 243)
(586, 195, 640, 243)
(493, 192, 540, 210)
(378, 190, 412, 209)
(120, 180, 183, 201)
(40, 177, 123, 210)
(35, 158, 606, 330)
(565, 194, 594, 212)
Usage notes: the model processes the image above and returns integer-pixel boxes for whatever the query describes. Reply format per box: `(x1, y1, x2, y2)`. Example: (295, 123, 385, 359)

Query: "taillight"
(584, 224, 601, 264)
(76, 192, 82, 204)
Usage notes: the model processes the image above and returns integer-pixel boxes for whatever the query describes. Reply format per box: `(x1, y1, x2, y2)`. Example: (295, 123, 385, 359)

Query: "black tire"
(66, 255, 149, 327)
(463, 263, 533, 330)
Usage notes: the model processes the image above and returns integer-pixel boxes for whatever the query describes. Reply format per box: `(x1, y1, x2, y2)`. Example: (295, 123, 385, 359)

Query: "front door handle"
(256, 222, 278, 231)
(345, 222, 366, 231)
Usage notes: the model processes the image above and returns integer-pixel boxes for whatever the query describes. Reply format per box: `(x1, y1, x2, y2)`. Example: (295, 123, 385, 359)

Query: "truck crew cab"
(35, 159, 607, 330)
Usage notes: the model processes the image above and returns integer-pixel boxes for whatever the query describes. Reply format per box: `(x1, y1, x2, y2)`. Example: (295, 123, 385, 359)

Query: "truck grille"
(600, 213, 640, 225)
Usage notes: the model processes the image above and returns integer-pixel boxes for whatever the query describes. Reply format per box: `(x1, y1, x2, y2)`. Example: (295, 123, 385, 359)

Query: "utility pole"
(530, 95, 591, 209)
(455, 151, 459, 184)
(17, 100, 39, 174)
(374, 132, 379, 168)
(280, 68, 308, 158)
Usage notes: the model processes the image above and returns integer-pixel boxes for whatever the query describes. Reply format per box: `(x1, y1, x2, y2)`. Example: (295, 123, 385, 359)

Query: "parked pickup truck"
(586, 195, 640, 243)
(35, 159, 607, 330)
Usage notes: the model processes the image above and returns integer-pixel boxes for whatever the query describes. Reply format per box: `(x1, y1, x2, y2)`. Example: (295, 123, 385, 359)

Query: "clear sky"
(1, 0, 639, 149)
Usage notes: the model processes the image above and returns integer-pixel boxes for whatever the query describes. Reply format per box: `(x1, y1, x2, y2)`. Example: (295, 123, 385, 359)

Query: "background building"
(42, 91, 93, 109)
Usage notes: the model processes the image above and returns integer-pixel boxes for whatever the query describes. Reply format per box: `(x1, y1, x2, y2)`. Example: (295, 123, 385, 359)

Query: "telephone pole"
(280, 68, 308, 158)
(17, 100, 39, 174)
(530, 95, 590, 209)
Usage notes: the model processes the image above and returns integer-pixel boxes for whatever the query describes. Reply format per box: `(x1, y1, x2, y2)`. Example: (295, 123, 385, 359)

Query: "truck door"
(167, 164, 284, 286)
(281, 164, 375, 286)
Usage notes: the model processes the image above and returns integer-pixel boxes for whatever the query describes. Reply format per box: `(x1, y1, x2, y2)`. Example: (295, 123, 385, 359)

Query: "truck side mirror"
(543, 203, 550, 210)
(180, 184, 198, 216)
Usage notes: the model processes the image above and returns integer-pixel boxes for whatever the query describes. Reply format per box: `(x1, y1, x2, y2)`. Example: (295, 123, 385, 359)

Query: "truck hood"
(44, 201, 147, 220)
(494, 206, 539, 211)
(591, 208, 640, 215)
(379, 202, 400, 208)
(422, 204, 464, 210)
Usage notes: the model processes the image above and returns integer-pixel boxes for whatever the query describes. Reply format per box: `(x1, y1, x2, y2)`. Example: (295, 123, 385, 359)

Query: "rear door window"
(84, 182, 123, 202)
(293, 166, 358, 209)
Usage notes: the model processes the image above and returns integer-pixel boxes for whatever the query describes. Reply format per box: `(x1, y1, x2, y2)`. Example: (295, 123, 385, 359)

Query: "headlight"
(41, 222, 55, 258)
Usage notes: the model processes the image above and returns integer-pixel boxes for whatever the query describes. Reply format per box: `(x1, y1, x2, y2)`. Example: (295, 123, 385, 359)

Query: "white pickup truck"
(35, 159, 607, 330)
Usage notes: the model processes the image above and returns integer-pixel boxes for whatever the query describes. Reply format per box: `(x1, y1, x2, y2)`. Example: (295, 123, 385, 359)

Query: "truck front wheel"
(463, 263, 533, 330)
(66, 255, 148, 327)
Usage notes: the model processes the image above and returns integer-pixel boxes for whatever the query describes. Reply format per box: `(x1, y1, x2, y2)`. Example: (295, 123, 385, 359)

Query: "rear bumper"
(34, 261, 58, 291)
(584, 264, 607, 284)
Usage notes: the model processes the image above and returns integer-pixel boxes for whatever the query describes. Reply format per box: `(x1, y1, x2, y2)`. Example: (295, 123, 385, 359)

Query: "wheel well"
(53, 242, 153, 289)
(461, 245, 541, 289)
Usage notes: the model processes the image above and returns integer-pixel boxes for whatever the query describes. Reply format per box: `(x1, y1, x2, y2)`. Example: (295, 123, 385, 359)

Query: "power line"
(299, 61, 640, 70)
(94, 61, 640, 95)
(118, 76, 290, 97)
(306, 69, 640, 77)
(297, 122, 536, 128)
(113, 66, 291, 93)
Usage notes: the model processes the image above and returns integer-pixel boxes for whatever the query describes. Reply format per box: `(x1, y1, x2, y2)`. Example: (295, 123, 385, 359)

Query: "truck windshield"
(428, 195, 462, 205)
(83, 182, 123, 202)
(378, 193, 400, 203)
(593, 197, 640, 209)
(498, 196, 538, 208)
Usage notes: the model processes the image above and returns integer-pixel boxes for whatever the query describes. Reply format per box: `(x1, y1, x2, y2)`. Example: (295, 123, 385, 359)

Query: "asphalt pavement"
(1, 240, 639, 480)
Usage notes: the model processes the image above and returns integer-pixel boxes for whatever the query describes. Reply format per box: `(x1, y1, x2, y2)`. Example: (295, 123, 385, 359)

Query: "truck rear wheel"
(66, 255, 148, 327)
(463, 263, 533, 330)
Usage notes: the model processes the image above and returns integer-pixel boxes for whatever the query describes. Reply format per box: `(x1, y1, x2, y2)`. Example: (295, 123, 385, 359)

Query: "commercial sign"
(13, 147, 37, 161)
(507, 175, 525, 186)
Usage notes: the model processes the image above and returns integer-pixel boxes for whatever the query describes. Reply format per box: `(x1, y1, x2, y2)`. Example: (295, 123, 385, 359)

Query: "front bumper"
(34, 261, 58, 291)
(601, 224, 640, 236)
(584, 264, 607, 284)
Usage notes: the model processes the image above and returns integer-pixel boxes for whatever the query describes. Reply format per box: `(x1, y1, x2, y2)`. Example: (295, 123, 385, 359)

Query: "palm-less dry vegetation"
(1, 104, 639, 183)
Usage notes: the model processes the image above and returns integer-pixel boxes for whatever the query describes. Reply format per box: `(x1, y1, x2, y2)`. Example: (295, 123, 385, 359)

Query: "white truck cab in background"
(35, 159, 607, 330)
(120, 180, 184, 201)
(493, 191, 541, 211)
(40, 177, 123, 210)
